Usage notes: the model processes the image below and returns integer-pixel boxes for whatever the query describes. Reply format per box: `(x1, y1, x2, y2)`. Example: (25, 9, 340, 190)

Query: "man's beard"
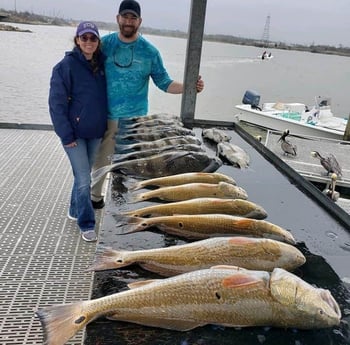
(119, 24, 138, 38)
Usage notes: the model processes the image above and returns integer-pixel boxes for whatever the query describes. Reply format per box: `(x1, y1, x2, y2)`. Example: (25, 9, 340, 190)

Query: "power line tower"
(261, 15, 271, 46)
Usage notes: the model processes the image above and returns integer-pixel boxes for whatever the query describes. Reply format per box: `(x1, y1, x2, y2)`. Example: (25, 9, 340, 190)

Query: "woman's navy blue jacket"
(49, 47, 108, 145)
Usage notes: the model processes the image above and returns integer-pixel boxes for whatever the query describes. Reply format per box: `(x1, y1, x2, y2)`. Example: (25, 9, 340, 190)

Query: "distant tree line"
(1, 8, 350, 57)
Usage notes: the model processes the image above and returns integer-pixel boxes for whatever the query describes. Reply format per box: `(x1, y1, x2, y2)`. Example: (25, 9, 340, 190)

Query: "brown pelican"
(278, 129, 297, 156)
(323, 173, 340, 201)
(311, 151, 342, 177)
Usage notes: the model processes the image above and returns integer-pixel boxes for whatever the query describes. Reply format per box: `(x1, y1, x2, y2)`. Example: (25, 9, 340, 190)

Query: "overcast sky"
(1, 0, 350, 46)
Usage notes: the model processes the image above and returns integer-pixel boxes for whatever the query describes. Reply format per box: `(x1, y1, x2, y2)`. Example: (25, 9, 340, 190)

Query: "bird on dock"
(278, 129, 297, 156)
(323, 173, 340, 201)
(310, 151, 342, 177)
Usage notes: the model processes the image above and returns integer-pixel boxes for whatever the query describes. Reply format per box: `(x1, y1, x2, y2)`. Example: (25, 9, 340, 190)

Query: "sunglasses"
(79, 34, 99, 42)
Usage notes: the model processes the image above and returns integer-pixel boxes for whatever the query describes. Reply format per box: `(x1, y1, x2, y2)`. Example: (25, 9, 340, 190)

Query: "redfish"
(129, 172, 236, 191)
(120, 198, 267, 219)
(36, 267, 341, 345)
(128, 181, 247, 203)
(88, 237, 306, 276)
(115, 214, 296, 244)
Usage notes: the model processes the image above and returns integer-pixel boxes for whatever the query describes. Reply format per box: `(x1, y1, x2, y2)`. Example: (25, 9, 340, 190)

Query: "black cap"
(119, 0, 141, 17)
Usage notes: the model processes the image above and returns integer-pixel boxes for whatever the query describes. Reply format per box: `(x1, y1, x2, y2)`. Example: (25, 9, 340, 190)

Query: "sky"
(1, 0, 350, 46)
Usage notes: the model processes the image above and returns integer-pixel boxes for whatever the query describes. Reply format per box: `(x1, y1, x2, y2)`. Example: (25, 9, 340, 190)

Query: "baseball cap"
(119, 0, 141, 17)
(76, 21, 100, 38)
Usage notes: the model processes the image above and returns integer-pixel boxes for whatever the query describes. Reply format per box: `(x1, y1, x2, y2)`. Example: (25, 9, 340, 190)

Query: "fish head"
(270, 268, 341, 328)
(261, 240, 306, 270)
(219, 182, 248, 200)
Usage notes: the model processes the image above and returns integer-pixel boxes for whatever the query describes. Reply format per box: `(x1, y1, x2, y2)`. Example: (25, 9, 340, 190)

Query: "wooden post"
(343, 116, 350, 141)
(180, 0, 207, 127)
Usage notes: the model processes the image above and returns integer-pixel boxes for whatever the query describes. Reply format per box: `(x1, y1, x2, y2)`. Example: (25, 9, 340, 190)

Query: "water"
(1, 23, 350, 124)
(2, 23, 350, 344)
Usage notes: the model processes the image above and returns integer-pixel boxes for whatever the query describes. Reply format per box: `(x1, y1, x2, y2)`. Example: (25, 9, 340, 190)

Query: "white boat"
(234, 90, 348, 140)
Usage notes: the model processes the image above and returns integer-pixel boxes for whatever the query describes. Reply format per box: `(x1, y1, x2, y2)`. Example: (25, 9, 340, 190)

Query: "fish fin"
(36, 301, 89, 345)
(139, 263, 180, 277)
(106, 314, 205, 331)
(127, 279, 163, 289)
(91, 162, 120, 188)
(210, 265, 242, 270)
(164, 151, 192, 168)
(222, 273, 265, 288)
(230, 218, 257, 229)
(87, 247, 130, 272)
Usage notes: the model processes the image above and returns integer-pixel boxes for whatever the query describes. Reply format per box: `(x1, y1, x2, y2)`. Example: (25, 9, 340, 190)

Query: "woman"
(49, 21, 108, 242)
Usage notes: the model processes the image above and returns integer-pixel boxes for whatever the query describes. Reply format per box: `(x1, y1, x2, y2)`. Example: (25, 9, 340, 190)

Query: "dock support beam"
(180, 0, 207, 127)
(343, 115, 350, 141)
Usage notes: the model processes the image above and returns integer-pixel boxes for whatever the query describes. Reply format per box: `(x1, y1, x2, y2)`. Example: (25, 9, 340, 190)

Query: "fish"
(117, 125, 190, 136)
(278, 129, 297, 156)
(128, 181, 248, 203)
(120, 198, 267, 219)
(36, 266, 341, 345)
(217, 141, 250, 168)
(91, 151, 222, 187)
(112, 144, 204, 163)
(202, 128, 231, 143)
(114, 213, 296, 244)
(128, 172, 237, 191)
(120, 113, 181, 123)
(120, 118, 184, 129)
(116, 135, 202, 153)
(117, 127, 195, 143)
(88, 237, 306, 275)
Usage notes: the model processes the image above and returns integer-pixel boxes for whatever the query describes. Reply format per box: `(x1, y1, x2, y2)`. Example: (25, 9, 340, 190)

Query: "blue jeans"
(64, 138, 101, 232)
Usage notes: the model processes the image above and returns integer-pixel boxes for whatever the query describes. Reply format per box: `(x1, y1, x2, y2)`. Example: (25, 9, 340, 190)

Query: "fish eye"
(319, 309, 324, 315)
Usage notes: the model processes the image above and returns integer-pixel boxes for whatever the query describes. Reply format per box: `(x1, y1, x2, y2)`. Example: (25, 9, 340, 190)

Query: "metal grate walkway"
(0, 128, 101, 345)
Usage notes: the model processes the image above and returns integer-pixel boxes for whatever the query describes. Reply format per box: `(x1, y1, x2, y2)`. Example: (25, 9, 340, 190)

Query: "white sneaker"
(81, 230, 97, 242)
(67, 212, 77, 221)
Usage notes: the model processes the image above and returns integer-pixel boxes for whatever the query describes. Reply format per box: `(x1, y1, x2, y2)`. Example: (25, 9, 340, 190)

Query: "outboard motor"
(242, 90, 261, 110)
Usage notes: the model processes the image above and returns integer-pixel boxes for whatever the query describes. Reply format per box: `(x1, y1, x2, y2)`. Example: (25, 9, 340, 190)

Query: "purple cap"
(119, 0, 141, 17)
(76, 21, 100, 38)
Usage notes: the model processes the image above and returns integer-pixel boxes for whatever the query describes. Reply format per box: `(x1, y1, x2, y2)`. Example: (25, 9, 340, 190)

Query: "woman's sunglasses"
(79, 34, 99, 43)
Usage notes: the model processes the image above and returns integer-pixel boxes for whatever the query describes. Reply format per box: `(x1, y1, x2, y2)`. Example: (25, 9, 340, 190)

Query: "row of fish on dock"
(36, 114, 343, 345)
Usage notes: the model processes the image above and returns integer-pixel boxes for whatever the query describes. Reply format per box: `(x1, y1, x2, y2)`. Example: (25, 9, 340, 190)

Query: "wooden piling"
(343, 116, 350, 141)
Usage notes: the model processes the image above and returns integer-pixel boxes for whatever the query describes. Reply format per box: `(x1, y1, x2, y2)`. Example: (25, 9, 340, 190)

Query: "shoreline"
(0, 22, 32, 32)
(1, 9, 350, 57)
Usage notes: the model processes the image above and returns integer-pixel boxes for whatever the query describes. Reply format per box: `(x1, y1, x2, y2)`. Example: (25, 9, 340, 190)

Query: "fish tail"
(114, 215, 146, 234)
(36, 301, 89, 345)
(128, 181, 144, 191)
(87, 247, 128, 271)
(127, 193, 144, 203)
(91, 162, 120, 188)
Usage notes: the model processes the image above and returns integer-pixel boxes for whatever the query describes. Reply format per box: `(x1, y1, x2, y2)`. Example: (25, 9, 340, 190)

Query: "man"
(91, 0, 204, 208)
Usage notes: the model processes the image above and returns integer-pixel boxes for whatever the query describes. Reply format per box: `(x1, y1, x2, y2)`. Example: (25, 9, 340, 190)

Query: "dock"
(0, 127, 102, 345)
(1, 124, 349, 345)
(263, 129, 350, 212)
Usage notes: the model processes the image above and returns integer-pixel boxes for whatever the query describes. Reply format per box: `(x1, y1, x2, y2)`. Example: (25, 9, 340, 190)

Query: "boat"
(234, 90, 348, 140)
(259, 51, 273, 60)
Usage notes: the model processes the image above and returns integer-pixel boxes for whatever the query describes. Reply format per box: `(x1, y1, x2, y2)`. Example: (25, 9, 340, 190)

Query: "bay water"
(1, 23, 350, 124)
